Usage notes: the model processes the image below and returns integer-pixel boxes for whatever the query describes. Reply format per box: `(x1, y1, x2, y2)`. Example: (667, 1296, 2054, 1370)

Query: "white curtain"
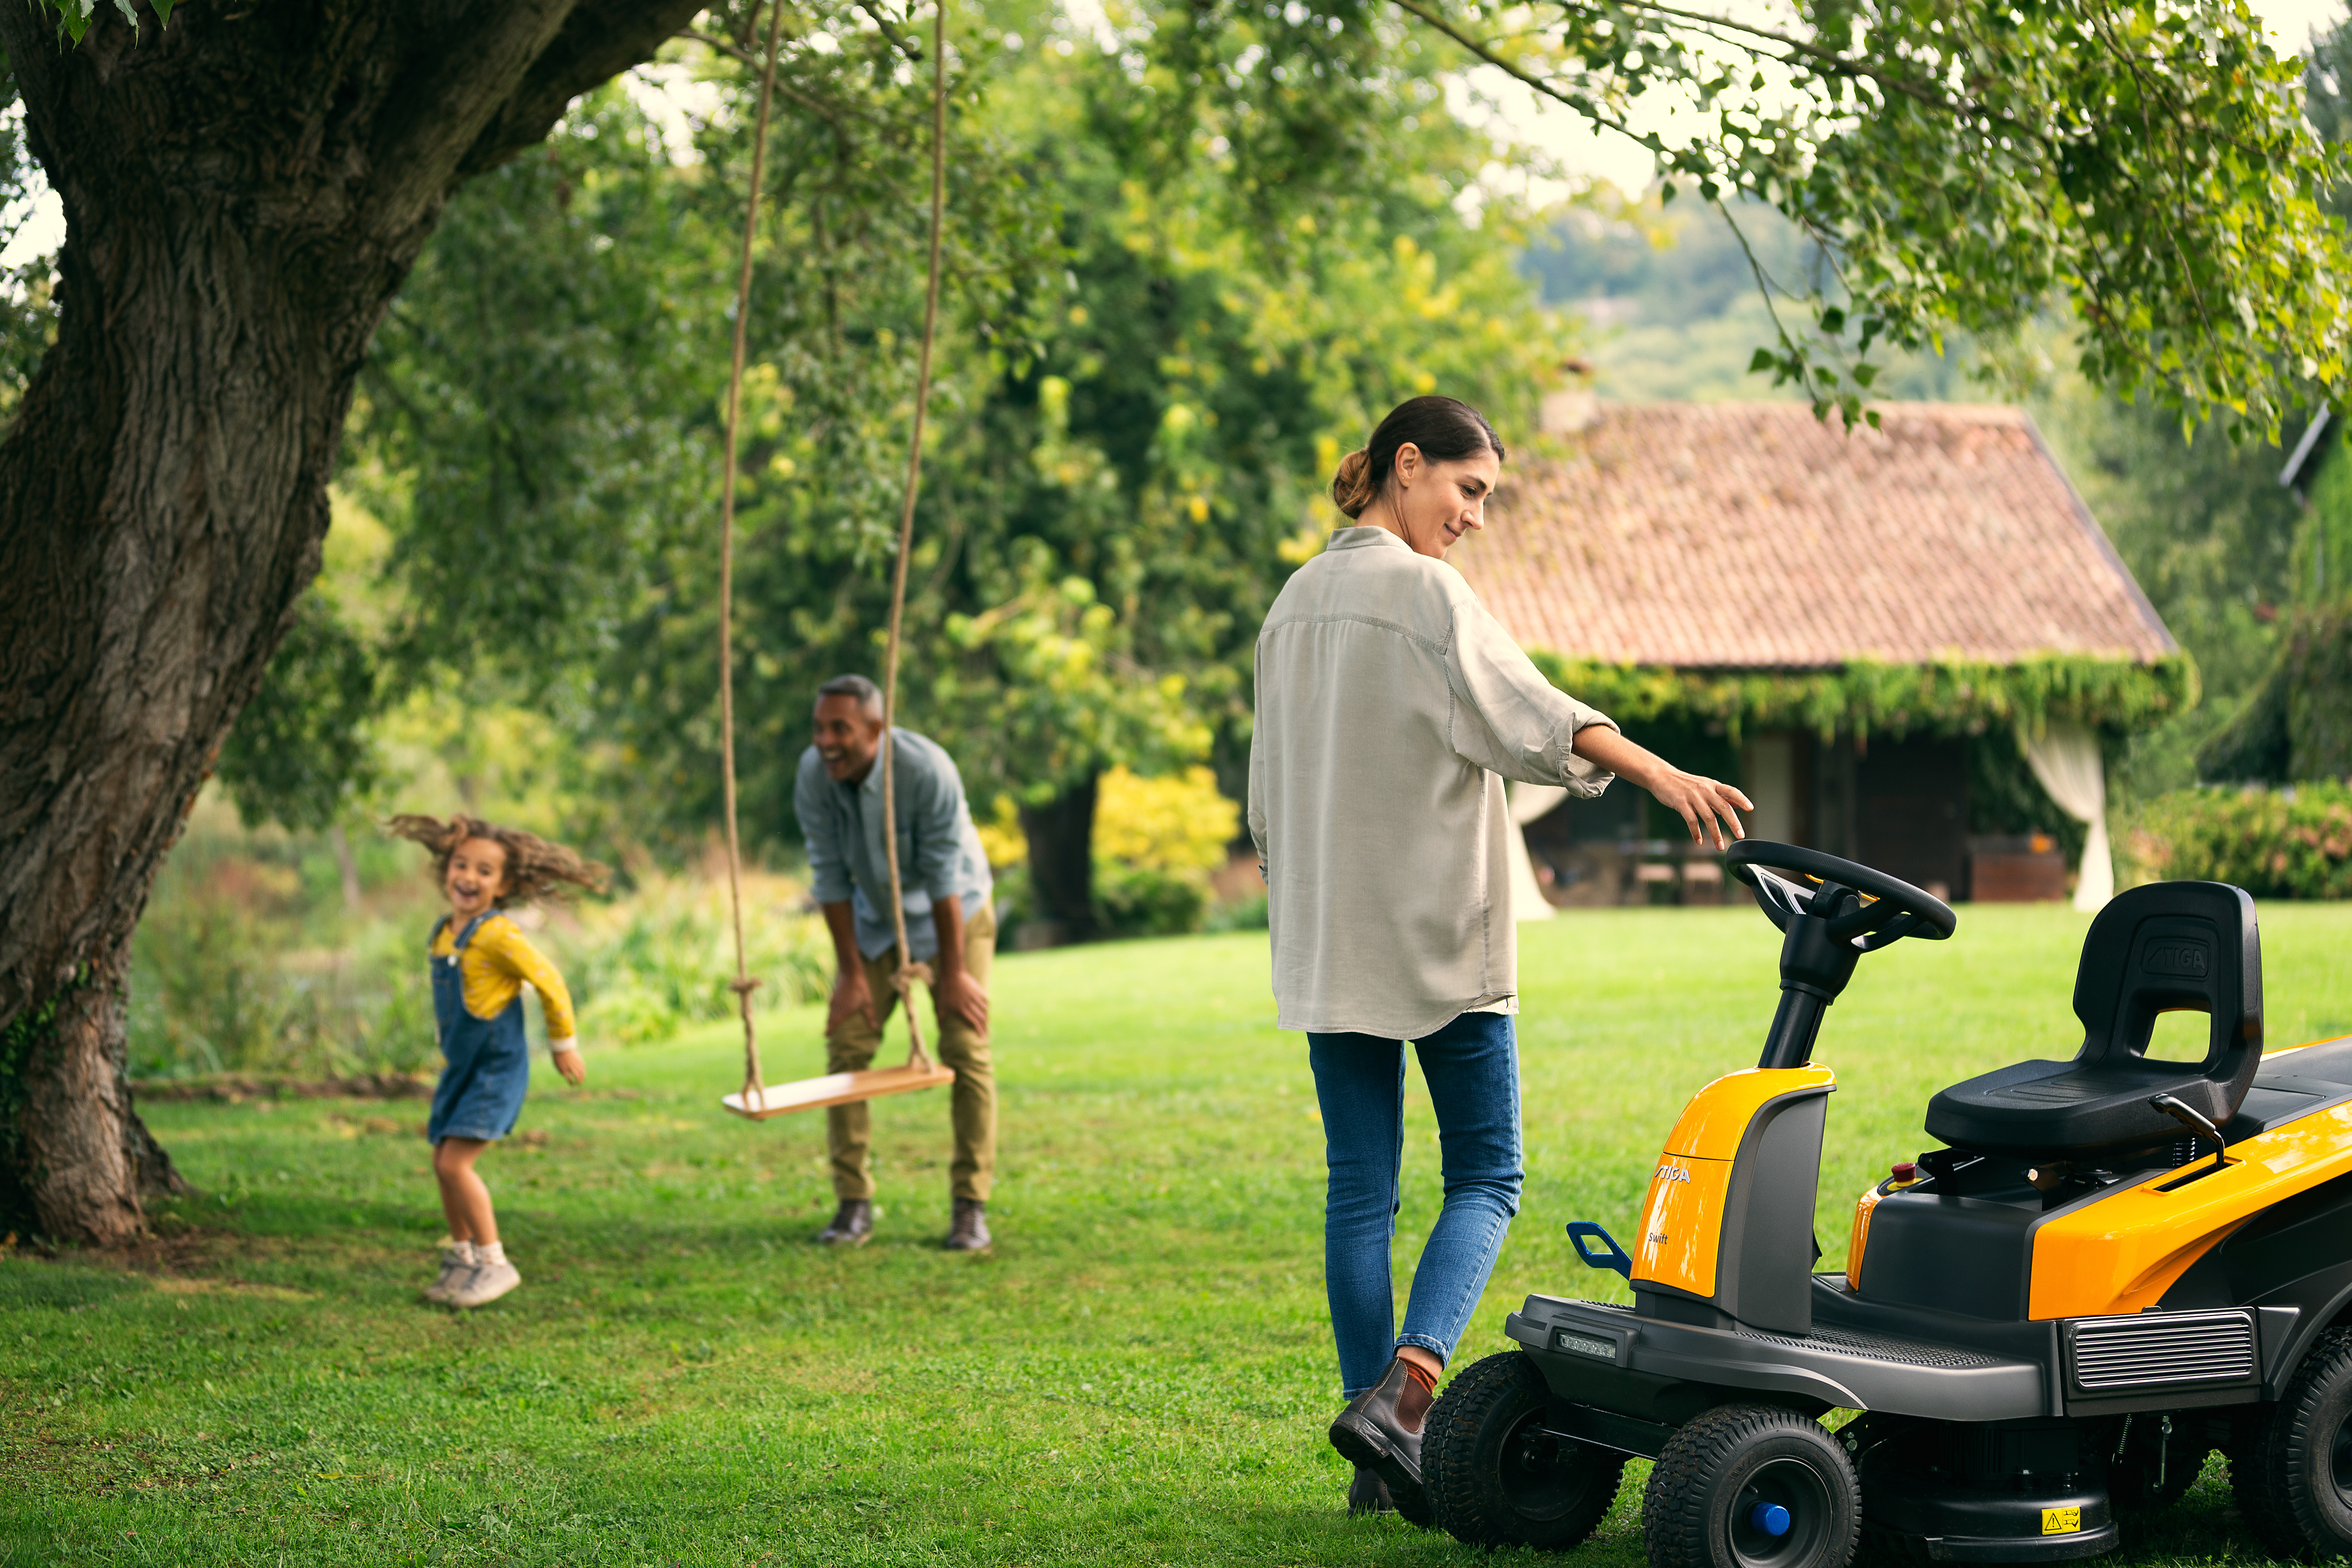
(2020, 722, 2113, 911)
(1508, 783, 1570, 921)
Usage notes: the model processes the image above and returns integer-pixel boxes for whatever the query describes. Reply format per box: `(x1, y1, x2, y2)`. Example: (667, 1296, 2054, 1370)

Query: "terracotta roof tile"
(1450, 403, 2176, 668)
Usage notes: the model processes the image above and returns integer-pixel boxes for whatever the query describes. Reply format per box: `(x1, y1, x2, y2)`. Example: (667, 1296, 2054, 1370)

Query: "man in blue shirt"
(795, 675, 997, 1251)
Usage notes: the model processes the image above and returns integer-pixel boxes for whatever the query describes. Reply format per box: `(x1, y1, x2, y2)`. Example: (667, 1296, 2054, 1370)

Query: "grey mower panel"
(1713, 1086, 1831, 1335)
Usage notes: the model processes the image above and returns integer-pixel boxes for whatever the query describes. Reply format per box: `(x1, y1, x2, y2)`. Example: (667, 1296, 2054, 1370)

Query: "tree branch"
(677, 33, 879, 132)
(1400, 0, 2043, 147)
(854, 0, 926, 61)
(1714, 198, 1839, 409)
(456, 0, 713, 180)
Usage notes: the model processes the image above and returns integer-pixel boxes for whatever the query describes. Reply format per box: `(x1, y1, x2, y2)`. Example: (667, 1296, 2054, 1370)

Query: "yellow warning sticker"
(2041, 1507, 2082, 1535)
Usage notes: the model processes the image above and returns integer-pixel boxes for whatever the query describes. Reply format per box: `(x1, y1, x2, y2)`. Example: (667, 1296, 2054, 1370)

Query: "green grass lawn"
(8, 902, 2352, 1566)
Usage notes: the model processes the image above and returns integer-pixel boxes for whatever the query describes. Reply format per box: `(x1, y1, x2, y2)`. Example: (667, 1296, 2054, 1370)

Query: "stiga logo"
(1556, 1331, 1618, 1360)
(1655, 1164, 1692, 1185)
(2144, 941, 2210, 978)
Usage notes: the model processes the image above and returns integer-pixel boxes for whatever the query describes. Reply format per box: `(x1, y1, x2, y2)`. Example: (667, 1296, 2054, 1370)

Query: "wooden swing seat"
(722, 1060, 958, 1119)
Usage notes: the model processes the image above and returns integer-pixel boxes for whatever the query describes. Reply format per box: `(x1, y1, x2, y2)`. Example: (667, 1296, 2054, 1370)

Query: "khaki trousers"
(826, 905, 995, 1203)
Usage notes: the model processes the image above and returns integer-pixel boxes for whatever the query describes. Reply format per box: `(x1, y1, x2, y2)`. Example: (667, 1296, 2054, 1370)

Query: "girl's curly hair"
(387, 814, 610, 906)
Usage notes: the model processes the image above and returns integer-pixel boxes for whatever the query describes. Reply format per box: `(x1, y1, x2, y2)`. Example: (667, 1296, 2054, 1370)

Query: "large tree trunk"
(3, 938, 186, 1239)
(1018, 775, 1098, 944)
(0, 0, 703, 1243)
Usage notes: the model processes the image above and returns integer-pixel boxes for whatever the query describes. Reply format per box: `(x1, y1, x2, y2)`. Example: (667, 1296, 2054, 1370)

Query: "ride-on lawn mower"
(1422, 840, 2352, 1565)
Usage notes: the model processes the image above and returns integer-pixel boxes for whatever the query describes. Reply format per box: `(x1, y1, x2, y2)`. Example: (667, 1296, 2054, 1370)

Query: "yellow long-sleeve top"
(430, 913, 579, 1050)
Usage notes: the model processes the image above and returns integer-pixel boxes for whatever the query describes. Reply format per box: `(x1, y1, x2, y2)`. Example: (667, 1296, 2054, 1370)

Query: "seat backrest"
(2073, 880, 2262, 1109)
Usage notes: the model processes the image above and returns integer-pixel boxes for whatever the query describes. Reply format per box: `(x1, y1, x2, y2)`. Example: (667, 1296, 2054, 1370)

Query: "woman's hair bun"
(1331, 449, 1376, 519)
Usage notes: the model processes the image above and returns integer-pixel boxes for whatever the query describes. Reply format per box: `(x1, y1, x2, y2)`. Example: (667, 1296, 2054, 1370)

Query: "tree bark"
(0, 0, 702, 1243)
(4, 939, 187, 1239)
(1018, 775, 1099, 944)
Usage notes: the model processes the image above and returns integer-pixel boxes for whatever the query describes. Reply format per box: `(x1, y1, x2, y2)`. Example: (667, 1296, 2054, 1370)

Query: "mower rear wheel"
(2235, 1326, 2352, 1559)
(1644, 1403, 1860, 1568)
(1422, 1351, 1628, 1550)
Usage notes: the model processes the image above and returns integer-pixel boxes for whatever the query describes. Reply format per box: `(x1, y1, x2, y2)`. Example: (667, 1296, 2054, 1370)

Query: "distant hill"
(1525, 196, 1975, 403)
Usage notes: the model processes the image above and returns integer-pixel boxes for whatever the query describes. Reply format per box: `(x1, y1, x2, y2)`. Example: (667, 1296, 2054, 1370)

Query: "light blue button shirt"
(796, 728, 993, 961)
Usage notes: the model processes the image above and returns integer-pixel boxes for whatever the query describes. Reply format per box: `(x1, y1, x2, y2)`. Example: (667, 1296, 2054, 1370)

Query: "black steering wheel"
(1727, 841, 1957, 952)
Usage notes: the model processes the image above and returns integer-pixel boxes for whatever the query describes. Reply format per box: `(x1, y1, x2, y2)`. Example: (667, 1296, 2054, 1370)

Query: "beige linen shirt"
(1247, 527, 1620, 1038)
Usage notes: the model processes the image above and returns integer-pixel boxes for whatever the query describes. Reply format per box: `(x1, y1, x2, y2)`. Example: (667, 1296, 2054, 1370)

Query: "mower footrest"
(1537, 1403, 1675, 1459)
(1509, 1295, 2047, 1421)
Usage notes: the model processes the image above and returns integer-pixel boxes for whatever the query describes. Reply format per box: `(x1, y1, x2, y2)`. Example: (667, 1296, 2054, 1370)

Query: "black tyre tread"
(2234, 1326, 2352, 1562)
(1644, 1403, 1860, 1568)
(1421, 1352, 1515, 1541)
(1422, 1350, 1626, 1551)
(1390, 1473, 1435, 1529)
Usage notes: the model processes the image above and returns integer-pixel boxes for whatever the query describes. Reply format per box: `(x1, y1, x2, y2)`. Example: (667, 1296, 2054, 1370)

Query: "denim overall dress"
(426, 913, 532, 1143)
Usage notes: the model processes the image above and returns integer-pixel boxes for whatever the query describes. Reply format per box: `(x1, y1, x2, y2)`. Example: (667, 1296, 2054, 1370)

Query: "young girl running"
(390, 814, 607, 1309)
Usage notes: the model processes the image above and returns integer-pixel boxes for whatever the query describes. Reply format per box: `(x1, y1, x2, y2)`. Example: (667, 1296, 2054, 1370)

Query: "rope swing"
(721, 0, 959, 1119)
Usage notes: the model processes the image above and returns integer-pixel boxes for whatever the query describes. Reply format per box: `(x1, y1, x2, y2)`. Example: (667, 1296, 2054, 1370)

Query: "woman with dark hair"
(1247, 395, 1750, 1519)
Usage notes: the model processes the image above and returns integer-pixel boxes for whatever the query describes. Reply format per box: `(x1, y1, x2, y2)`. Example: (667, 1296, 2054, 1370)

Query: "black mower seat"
(1925, 881, 2262, 1161)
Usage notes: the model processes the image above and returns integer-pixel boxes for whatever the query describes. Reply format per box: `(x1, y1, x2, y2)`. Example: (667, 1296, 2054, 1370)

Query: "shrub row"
(2128, 783, 2352, 900)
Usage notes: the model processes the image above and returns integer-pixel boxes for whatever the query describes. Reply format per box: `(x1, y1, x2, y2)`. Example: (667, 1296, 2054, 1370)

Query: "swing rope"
(718, 0, 952, 1107)
(719, 0, 789, 1111)
(877, 0, 953, 1075)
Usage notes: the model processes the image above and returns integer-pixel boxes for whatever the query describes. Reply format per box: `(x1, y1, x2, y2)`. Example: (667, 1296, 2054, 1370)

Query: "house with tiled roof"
(1448, 402, 2192, 906)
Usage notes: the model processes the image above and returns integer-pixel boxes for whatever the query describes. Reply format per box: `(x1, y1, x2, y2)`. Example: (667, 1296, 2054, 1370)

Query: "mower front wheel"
(1423, 1351, 1629, 1550)
(2235, 1326, 2352, 1559)
(1644, 1403, 1860, 1568)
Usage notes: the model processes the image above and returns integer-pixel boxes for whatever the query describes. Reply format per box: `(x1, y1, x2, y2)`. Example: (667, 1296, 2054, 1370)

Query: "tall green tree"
(2163, 9, 2352, 787)
(2032, 379, 2302, 791)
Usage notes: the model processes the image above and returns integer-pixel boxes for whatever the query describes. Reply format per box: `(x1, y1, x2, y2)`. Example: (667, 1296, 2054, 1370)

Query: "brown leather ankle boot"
(817, 1198, 873, 1246)
(1347, 1462, 1396, 1516)
(943, 1197, 991, 1252)
(1327, 1359, 1436, 1523)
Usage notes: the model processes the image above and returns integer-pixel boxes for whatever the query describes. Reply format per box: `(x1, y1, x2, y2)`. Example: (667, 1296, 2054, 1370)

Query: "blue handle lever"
(1566, 1221, 1633, 1279)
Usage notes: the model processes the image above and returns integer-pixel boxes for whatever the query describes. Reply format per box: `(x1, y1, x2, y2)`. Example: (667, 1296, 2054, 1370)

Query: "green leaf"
(27, 0, 178, 39)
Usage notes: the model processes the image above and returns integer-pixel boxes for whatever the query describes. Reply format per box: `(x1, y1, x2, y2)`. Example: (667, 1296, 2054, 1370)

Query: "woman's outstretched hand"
(1569, 725, 1753, 850)
(1644, 767, 1751, 851)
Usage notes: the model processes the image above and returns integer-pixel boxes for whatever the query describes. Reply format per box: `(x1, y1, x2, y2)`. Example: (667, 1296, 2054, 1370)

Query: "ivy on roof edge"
(1528, 652, 2199, 745)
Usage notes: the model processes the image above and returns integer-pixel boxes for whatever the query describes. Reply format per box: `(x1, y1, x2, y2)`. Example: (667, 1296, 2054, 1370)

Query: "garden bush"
(128, 823, 441, 1081)
(2128, 783, 2352, 898)
(983, 766, 1242, 939)
(1094, 861, 1208, 937)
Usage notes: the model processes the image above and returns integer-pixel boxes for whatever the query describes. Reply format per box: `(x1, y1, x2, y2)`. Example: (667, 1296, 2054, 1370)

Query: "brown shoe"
(1347, 1463, 1396, 1516)
(1329, 1359, 1434, 1523)
(943, 1197, 991, 1252)
(817, 1199, 873, 1246)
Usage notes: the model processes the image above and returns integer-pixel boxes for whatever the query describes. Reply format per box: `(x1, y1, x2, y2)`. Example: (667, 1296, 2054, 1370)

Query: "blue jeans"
(1309, 1011, 1524, 1397)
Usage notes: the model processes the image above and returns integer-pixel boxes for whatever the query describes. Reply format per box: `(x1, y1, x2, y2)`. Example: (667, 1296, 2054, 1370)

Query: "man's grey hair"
(815, 673, 885, 717)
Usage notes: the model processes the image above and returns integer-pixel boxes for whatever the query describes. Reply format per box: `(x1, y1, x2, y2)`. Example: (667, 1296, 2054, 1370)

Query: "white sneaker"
(447, 1258, 521, 1309)
(423, 1244, 475, 1304)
